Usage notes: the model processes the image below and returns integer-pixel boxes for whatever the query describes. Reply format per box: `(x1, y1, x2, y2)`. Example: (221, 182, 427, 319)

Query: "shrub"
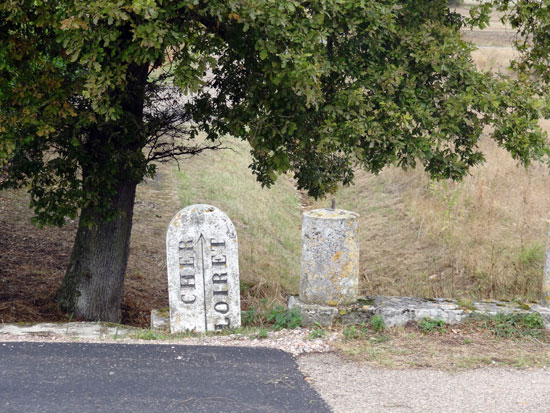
(308, 322, 326, 339)
(472, 312, 545, 338)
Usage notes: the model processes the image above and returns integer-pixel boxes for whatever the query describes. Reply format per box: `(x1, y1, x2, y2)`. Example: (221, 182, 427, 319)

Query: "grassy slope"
(3, 134, 547, 327)
(173, 131, 550, 304)
(314, 139, 550, 302)
(2, 8, 549, 327)
(175, 139, 302, 308)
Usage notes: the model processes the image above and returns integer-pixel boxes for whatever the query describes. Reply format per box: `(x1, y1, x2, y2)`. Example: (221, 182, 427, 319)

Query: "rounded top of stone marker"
(304, 208, 359, 220)
(182, 204, 216, 214)
(167, 204, 237, 238)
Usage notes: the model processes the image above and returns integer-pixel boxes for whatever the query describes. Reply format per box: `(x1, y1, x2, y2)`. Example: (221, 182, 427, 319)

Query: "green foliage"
(472, 312, 545, 338)
(3, 0, 550, 321)
(257, 328, 268, 339)
(418, 317, 447, 333)
(266, 304, 302, 330)
(242, 307, 262, 326)
(2, 0, 548, 228)
(476, 0, 550, 85)
(470, 2, 550, 161)
(308, 322, 326, 340)
(517, 243, 544, 269)
(343, 325, 363, 340)
(370, 315, 386, 333)
(243, 300, 303, 330)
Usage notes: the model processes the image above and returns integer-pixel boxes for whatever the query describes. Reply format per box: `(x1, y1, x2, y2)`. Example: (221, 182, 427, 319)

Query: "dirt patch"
(0, 162, 179, 327)
(0, 190, 74, 323)
(462, 30, 516, 48)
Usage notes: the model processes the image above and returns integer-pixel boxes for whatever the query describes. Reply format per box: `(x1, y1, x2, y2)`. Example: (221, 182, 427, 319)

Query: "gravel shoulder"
(299, 352, 550, 413)
(0, 323, 331, 356)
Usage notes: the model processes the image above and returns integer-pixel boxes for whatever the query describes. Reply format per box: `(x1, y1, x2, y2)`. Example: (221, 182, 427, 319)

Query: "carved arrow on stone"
(197, 233, 208, 330)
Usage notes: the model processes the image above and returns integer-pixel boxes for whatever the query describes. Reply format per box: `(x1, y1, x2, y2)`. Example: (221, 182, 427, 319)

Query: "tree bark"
(56, 178, 137, 322)
(56, 61, 149, 322)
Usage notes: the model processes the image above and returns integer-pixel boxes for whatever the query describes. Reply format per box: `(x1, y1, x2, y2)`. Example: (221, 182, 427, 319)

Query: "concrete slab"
(286, 295, 550, 329)
(0, 322, 133, 340)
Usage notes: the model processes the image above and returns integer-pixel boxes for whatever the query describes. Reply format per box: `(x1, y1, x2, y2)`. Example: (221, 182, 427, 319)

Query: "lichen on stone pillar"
(300, 208, 359, 306)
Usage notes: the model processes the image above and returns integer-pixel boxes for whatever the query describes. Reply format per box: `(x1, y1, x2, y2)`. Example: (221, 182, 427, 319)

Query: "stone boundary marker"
(300, 208, 359, 306)
(166, 204, 241, 333)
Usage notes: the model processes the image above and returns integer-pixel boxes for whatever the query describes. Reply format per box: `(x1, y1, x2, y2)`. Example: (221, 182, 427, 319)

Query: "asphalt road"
(0, 342, 330, 413)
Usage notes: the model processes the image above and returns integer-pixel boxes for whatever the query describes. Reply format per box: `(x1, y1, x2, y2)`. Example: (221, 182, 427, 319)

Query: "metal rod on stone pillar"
(543, 220, 550, 306)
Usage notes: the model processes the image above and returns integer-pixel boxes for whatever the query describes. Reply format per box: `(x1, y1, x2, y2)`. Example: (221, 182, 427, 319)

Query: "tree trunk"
(56, 61, 148, 321)
(56, 178, 137, 322)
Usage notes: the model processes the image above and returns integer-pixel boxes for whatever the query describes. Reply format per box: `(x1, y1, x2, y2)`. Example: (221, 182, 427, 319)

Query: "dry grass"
(457, 5, 519, 72)
(471, 47, 518, 72)
(0, 161, 181, 327)
(0, 189, 76, 324)
(0, 139, 302, 326)
(334, 323, 550, 370)
(317, 138, 550, 302)
(404, 139, 550, 301)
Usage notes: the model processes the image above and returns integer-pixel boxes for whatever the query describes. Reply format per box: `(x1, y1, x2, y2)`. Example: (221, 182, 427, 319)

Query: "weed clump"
(340, 319, 389, 341)
(266, 304, 302, 330)
(133, 329, 165, 340)
(242, 301, 302, 330)
(343, 325, 363, 340)
(370, 315, 386, 333)
(418, 317, 447, 334)
(456, 298, 476, 311)
(242, 307, 262, 326)
(471, 312, 545, 338)
(308, 322, 326, 340)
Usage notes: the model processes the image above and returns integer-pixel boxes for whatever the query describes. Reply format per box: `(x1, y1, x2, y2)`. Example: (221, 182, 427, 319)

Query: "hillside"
(2, 7, 549, 326)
